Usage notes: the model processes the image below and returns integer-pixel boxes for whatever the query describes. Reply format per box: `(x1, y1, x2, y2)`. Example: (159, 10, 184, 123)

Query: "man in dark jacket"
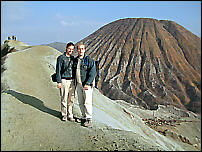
(56, 42, 76, 122)
(73, 42, 96, 127)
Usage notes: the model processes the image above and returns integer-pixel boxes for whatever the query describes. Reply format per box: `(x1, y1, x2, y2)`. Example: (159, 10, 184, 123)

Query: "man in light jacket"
(73, 42, 96, 127)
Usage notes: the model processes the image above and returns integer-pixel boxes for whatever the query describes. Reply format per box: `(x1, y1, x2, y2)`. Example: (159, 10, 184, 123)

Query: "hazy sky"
(1, 1, 201, 46)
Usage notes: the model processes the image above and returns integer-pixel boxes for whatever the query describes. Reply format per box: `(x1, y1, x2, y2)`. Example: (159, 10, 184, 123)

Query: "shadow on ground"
(4, 89, 61, 119)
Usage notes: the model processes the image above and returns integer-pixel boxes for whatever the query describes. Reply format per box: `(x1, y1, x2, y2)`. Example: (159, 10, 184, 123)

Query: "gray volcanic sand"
(1, 41, 200, 151)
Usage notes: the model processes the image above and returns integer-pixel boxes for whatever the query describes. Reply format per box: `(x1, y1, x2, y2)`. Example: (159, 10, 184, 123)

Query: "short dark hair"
(66, 42, 74, 48)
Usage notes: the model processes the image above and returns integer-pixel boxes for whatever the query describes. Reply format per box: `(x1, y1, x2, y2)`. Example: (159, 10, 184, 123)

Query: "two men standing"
(55, 42, 96, 127)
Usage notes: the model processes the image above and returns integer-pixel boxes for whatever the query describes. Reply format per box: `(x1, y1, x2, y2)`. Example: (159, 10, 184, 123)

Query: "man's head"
(66, 42, 74, 56)
(77, 42, 85, 58)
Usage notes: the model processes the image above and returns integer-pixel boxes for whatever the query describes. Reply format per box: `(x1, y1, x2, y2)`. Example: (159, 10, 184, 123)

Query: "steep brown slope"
(76, 18, 201, 113)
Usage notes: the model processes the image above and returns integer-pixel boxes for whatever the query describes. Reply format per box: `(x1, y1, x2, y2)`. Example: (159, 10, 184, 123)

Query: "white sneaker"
(62, 115, 67, 121)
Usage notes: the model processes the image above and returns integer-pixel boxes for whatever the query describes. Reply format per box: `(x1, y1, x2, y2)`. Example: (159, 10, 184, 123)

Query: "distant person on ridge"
(55, 42, 76, 122)
(73, 42, 97, 127)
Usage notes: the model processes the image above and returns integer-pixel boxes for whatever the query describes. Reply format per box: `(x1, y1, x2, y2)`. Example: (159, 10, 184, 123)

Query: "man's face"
(77, 44, 85, 57)
(66, 45, 74, 55)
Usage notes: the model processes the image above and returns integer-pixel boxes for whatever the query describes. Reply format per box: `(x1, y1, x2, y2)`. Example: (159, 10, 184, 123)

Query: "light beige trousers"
(76, 83, 93, 120)
(60, 79, 75, 118)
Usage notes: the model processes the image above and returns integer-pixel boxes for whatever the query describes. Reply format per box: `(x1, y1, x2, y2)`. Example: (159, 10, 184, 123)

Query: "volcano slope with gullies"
(76, 18, 201, 114)
(1, 40, 200, 151)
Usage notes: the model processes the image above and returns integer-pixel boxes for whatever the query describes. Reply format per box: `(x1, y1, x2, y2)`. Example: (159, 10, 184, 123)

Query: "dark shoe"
(72, 116, 82, 123)
(83, 119, 92, 127)
(75, 118, 81, 123)
(80, 118, 86, 123)
(67, 117, 75, 122)
(78, 118, 86, 124)
(62, 115, 67, 121)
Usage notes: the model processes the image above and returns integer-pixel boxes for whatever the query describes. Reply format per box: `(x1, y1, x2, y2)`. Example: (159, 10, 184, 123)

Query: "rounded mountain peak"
(76, 18, 201, 113)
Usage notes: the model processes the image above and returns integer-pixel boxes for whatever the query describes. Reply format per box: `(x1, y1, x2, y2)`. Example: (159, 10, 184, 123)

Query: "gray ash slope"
(44, 42, 66, 53)
(75, 18, 201, 114)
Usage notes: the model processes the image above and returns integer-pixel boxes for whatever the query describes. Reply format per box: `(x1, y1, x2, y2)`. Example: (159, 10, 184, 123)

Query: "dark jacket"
(56, 52, 74, 83)
(73, 55, 96, 86)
